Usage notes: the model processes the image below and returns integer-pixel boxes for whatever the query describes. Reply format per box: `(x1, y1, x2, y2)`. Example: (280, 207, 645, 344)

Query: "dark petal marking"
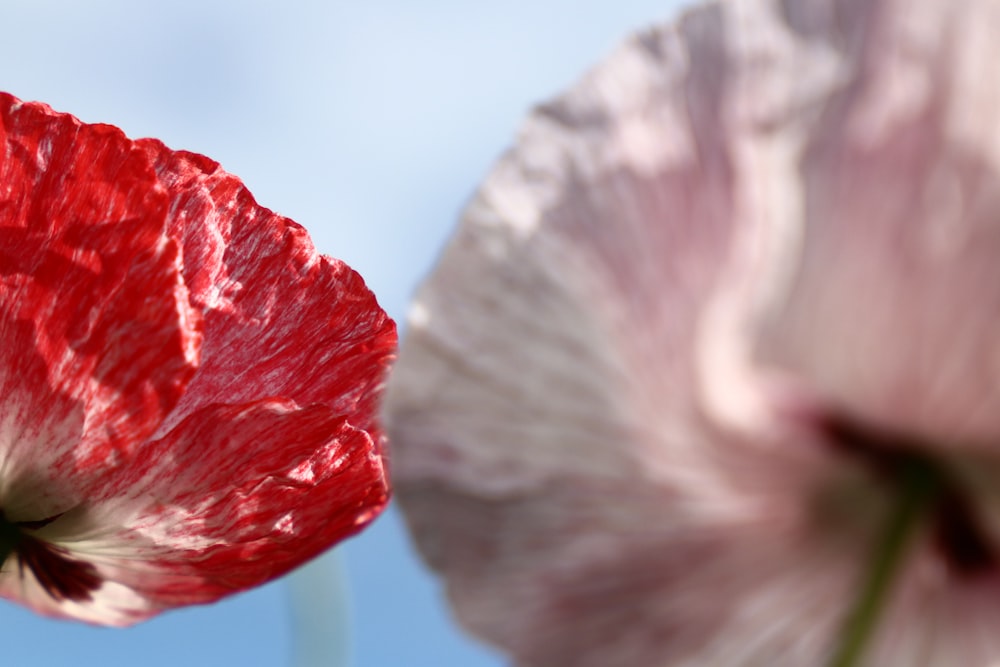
(16, 513, 66, 531)
(818, 414, 922, 478)
(819, 413, 998, 578)
(16, 535, 101, 602)
(0, 510, 100, 602)
(933, 489, 996, 577)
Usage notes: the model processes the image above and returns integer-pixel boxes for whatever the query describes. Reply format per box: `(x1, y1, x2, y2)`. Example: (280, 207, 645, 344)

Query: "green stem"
(826, 457, 940, 667)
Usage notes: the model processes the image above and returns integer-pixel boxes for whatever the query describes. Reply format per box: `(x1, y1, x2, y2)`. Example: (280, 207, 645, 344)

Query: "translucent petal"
(386, 0, 1000, 663)
(0, 93, 394, 624)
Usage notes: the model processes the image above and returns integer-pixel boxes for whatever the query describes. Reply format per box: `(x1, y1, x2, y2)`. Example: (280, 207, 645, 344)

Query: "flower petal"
(137, 145, 396, 439)
(0, 93, 395, 624)
(1, 398, 385, 625)
(386, 0, 1000, 663)
(0, 94, 200, 517)
(752, 0, 1000, 446)
(385, 2, 856, 663)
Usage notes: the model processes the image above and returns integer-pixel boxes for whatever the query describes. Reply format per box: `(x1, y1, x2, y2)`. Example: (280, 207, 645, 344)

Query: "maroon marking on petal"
(819, 413, 998, 578)
(0, 510, 101, 602)
(16, 535, 101, 603)
(16, 513, 66, 531)
(818, 413, 917, 478)
(933, 489, 996, 577)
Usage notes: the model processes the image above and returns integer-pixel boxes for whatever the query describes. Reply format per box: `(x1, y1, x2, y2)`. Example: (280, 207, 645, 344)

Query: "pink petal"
(753, 0, 1000, 447)
(386, 0, 1000, 664)
(388, 3, 841, 662)
(0, 93, 394, 624)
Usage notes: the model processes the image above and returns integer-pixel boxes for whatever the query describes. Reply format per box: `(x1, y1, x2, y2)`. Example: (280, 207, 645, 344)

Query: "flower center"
(0, 511, 101, 602)
(821, 413, 997, 576)
(819, 414, 998, 667)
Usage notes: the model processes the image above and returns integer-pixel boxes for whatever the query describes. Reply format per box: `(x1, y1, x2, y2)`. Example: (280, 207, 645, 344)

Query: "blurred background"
(0, 1, 685, 664)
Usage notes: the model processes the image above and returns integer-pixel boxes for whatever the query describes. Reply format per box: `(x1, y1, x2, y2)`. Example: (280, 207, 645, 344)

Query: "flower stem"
(826, 457, 939, 667)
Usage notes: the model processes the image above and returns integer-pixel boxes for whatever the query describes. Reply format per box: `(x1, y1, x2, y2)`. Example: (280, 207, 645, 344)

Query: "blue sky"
(0, 1, 685, 664)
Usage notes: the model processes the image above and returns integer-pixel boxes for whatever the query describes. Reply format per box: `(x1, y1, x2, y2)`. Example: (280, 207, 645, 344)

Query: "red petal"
(49, 399, 387, 623)
(137, 144, 396, 439)
(0, 93, 201, 509)
(0, 93, 395, 624)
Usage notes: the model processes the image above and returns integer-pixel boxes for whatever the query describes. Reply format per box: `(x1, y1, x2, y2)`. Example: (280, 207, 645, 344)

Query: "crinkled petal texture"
(0, 93, 395, 625)
(385, 0, 1000, 665)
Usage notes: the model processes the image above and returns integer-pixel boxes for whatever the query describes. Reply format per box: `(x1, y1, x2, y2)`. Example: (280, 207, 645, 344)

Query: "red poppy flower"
(385, 0, 1000, 665)
(0, 92, 395, 625)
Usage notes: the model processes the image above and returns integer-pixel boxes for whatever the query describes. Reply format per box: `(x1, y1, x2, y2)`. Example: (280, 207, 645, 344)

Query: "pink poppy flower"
(0, 92, 395, 626)
(384, 0, 1000, 664)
